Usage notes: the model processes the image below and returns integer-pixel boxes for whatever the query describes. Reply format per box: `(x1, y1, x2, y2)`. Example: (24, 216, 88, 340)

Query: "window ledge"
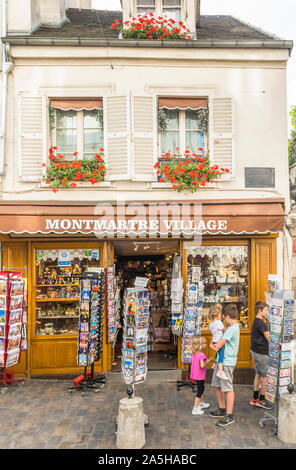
(39, 181, 113, 189)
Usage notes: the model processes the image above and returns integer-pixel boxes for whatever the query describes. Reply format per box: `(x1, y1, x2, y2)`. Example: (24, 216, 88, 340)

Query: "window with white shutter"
(104, 95, 131, 180)
(209, 96, 234, 176)
(132, 95, 157, 181)
(18, 94, 45, 182)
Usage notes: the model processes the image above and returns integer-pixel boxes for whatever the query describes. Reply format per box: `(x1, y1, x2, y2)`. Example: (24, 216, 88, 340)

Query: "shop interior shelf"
(36, 284, 80, 287)
(37, 316, 79, 319)
(203, 301, 244, 304)
(35, 298, 80, 302)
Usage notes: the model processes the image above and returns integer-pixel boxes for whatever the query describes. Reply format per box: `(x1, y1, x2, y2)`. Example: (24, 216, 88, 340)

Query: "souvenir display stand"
(121, 286, 150, 390)
(106, 265, 121, 345)
(69, 270, 106, 395)
(177, 264, 204, 391)
(259, 289, 295, 433)
(0, 272, 25, 389)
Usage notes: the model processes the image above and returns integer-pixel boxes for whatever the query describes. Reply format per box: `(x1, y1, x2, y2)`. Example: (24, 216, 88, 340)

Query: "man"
(249, 301, 272, 410)
(209, 304, 240, 427)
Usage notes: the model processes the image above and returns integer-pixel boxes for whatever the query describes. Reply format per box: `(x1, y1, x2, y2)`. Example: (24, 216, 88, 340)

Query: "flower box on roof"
(111, 12, 192, 40)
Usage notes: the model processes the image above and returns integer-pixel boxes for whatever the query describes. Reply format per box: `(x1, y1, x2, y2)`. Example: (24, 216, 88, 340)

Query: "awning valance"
(50, 99, 103, 111)
(158, 97, 208, 110)
(0, 199, 284, 237)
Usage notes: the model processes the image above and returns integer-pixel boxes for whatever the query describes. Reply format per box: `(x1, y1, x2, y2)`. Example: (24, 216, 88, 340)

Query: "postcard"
(9, 309, 22, 324)
(9, 296, 23, 310)
(10, 281, 24, 296)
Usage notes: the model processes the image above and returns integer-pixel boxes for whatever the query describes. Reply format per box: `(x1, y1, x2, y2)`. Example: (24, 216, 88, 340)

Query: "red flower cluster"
(154, 147, 229, 192)
(111, 12, 192, 40)
(43, 147, 107, 192)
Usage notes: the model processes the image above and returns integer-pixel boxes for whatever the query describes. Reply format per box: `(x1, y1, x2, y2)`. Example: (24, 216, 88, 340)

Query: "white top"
(209, 319, 224, 343)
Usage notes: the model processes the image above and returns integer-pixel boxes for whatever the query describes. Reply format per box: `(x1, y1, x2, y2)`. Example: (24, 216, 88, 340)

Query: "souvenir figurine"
(51, 269, 57, 285)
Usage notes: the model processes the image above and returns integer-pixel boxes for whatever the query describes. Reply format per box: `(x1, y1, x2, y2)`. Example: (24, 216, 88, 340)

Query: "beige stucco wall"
(2, 45, 290, 209)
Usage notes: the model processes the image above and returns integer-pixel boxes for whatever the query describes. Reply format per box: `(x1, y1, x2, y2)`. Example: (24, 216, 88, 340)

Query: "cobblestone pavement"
(0, 377, 295, 450)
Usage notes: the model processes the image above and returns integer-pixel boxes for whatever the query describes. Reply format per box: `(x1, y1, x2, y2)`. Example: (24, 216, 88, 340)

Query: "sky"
(92, 0, 296, 133)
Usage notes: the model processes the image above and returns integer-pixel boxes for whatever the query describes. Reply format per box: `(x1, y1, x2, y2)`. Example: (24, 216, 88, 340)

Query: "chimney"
(40, 0, 67, 27)
(7, 0, 70, 35)
(7, 0, 41, 35)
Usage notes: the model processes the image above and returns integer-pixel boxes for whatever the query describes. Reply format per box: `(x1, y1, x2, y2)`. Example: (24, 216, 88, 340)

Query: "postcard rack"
(177, 270, 204, 391)
(121, 287, 150, 388)
(259, 289, 295, 434)
(0, 272, 25, 389)
(69, 270, 106, 395)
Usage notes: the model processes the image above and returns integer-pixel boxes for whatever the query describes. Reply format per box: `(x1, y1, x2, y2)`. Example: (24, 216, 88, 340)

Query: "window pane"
(165, 109, 179, 129)
(185, 110, 199, 130)
(83, 110, 103, 157)
(84, 110, 102, 129)
(163, 0, 181, 5)
(161, 131, 179, 154)
(138, 0, 155, 5)
(83, 129, 104, 156)
(56, 129, 77, 156)
(138, 7, 155, 14)
(56, 110, 76, 129)
(186, 131, 202, 153)
(163, 8, 181, 21)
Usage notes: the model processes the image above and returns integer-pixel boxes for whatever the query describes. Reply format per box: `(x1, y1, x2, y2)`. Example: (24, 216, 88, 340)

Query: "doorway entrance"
(111, 239, 180, 371)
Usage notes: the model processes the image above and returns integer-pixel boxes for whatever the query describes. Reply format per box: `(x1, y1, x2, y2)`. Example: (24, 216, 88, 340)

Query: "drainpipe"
(0, 0, 14, 176)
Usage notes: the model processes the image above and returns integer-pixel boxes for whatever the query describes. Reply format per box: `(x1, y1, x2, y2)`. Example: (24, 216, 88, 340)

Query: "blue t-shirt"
(222, 323, 240, 366)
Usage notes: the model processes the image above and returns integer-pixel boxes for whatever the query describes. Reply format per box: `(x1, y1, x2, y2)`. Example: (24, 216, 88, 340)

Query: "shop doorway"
(112, 240, 180, 371)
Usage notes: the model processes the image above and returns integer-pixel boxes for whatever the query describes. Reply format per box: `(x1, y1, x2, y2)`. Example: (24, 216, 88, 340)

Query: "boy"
(249, 301, 272, 410)
(209, 304, 240, 427)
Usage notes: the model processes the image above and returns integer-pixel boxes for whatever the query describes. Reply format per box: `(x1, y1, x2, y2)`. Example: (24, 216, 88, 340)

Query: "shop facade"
(0, 198, 284, 378)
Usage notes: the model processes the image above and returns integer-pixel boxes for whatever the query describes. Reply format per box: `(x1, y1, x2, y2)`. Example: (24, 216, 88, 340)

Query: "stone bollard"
(278, 393, 296, 444)
(116, 396, 145, 449)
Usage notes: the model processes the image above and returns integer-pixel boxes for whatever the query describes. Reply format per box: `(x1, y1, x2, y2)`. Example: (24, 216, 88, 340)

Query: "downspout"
(0, 0, 14, 176)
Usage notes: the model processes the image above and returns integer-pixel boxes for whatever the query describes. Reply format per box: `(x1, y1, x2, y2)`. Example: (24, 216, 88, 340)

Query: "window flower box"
(43, 147, 107, 192)
(111, 12, 192, 40)
(154, 148, 230, 192)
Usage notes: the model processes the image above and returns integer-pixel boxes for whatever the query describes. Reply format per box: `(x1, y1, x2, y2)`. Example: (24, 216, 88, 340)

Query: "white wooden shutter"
(18, 94, 45, 181)
(132, 95, 157, 181)
(209, 97, 234, 176)
(104, 95, 131, 180)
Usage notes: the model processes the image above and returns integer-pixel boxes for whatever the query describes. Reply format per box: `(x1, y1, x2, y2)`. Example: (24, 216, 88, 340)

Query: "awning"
(50, 99, 103, 111)
(158, 97, 208, 110)
(0, 199, 285, 237)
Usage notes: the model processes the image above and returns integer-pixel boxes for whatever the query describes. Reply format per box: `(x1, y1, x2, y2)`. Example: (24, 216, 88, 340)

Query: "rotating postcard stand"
(0, 272, 25, 391)
(177, 275, 204, 391)
(69, 270, 106, 395)
(121, 284, 150, 394)
(259, 289, 295, 434)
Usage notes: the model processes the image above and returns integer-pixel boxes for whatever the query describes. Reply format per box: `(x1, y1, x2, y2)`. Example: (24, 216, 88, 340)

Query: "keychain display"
(121, 287, 150, 385)
(0, 272, 24, 369)
(77, 270, 105, 366)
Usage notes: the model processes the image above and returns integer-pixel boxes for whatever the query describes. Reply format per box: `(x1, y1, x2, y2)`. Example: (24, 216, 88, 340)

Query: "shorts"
(251, 350, 268, 378)
(211, 363, 235, 392)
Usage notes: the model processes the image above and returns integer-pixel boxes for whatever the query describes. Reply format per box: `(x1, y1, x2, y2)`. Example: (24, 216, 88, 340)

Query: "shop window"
(50, 99, 103, 161)
(34, 249, 100, 336)
(187, 245, 249, 330)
